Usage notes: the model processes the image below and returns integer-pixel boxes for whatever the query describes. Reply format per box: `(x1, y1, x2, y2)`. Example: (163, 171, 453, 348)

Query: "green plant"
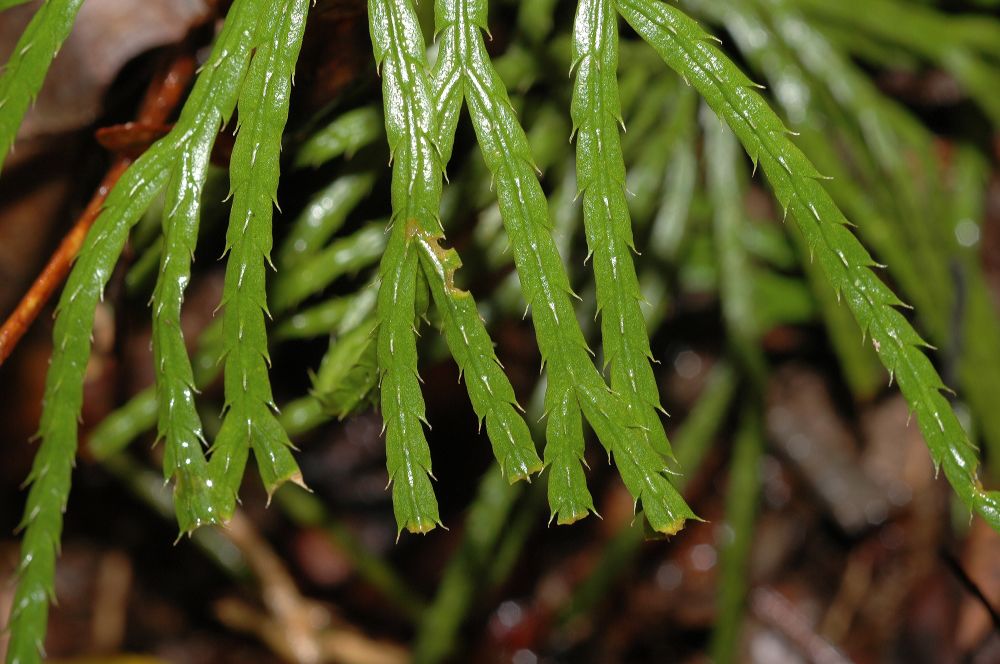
(3, 0, 999, 661)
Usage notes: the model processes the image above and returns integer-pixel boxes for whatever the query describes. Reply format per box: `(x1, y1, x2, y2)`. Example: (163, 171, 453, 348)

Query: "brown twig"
(214, 597, 409, 664)
(219, 511, 409, 664)
(941, 547, 1000, 633)
(751, 587, 853, 664)
(0, 50, 195, 367)
(222, 511, 330, 663)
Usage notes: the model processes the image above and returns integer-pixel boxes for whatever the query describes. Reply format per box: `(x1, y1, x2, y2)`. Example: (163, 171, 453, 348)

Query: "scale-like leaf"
(209, 0, 311, 516)
(435, 0, 694, 533)
(369, 0, 444, 534)
(151, 0, 269, 534)
(413, 228, 544, 482)
(0, 0, 84, 172)
(616, 0, 1000, 528)
(572, 0, 671, 457)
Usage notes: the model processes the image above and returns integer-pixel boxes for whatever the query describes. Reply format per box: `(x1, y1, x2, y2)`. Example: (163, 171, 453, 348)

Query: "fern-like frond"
(372, 0, 545, 531)
(5, 130, 174, 664)
(208, 0, 311, 517)
(572, 0, 671, 457)
(726, 0, 1000, 472)
(85, 189, 384, 468)
(0, 0, 83, 172)
(616, 0, 1000, 528)
(369, 0, 444, 535)
(413, 226, 544, 481)
(434, 0, 695, 534)
(686, 0, 888, 398)
(434, 0, 595, 526)
(4, 2, 288, 652)
(152, 0, 272, 534)
(7, 158, 171, 664)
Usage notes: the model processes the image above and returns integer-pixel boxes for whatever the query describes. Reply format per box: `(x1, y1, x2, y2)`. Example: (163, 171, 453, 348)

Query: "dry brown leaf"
(0, 0, 207, 155)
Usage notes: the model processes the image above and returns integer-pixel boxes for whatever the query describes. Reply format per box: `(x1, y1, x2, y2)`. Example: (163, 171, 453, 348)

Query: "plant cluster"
(2, 0, 999, 661)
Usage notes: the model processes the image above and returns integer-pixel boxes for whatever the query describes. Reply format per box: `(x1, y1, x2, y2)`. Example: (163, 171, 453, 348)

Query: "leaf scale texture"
(616, 0, 1000, 528)
(153, 0, 265, 534)
(0, 0, 84, 173)
(434, 0, 695, 534)
(369, 0, 445, 534)
(209, 0, 311, 518)
(571, 0, 672, 457)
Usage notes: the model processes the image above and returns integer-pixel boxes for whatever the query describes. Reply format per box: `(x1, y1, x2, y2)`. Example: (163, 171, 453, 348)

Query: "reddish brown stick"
(0, 53, 195, 367)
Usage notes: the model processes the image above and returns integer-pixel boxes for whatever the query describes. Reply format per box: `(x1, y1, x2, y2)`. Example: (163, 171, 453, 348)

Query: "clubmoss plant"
(2, 0, 999, 661)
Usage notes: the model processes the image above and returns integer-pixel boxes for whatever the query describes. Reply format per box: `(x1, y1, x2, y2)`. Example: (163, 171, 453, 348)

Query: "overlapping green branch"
(433, 0, 694, 534)
(208, 0, 311, 518)
(0, 0, 84, 173)
(369, 0, 447, 534)
(370, 0, 542, 534)
(4, 0, 281, 655)
(571, 0, 671, 457)
(413, 230, 543, 482)
(152, 1, 267, 533)
(6, 146, 171, 664)
(706, 0, 1000, 477)
(10, 3, 1000, 660)
(616, 0, 1000, 528)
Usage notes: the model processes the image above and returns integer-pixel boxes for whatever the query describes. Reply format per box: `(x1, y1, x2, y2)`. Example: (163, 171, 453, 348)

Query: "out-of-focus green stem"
(277, 172, 378, 265)
(293, 106, 383, 169)
(270, 222, 386, 312)
(709, 405, 763, 664)
(413, 467, 525, 663)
